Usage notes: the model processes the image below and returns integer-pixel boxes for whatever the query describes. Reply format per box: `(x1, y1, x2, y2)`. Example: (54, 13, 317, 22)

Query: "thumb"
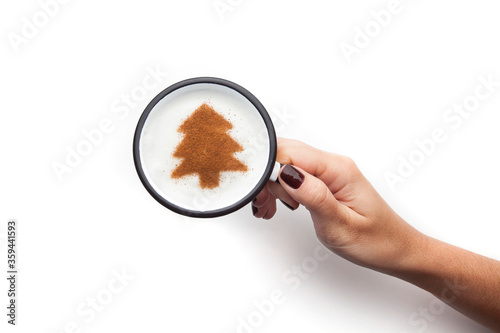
(279, 164, 347, 222)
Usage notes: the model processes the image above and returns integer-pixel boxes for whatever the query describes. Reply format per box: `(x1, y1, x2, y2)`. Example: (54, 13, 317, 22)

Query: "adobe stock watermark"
(7, 0, 72, 54)
(384, 74, 499, 191)
(340, 0, 416, 64)
(401, 278, 467, 333)
(186, 105, 296, 213)
(50, 267, 134, 333)
(235, 245, 331, 333)
(51, 65, 169, 182)
(213, 0, 245, 21)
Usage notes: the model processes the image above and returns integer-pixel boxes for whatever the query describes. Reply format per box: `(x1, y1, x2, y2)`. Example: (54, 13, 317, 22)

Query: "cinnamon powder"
(171, 103, 248, 189)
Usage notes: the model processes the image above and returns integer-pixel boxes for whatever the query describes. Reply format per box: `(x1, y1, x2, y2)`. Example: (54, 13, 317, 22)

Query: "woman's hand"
(252, 138, 425, 274)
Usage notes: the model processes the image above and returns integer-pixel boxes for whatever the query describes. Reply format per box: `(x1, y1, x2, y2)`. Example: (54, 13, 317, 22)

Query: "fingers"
(251, 185, 277, 219)
(278, 164, 348, 224)
(251, 137, 364, 220)
(251, 181, 299, 219)
(267, 181, 299, 210)
(263, 198, 277, 219)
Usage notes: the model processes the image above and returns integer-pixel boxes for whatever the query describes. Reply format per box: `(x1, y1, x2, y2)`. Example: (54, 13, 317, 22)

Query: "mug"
(133, 77, 280, 218)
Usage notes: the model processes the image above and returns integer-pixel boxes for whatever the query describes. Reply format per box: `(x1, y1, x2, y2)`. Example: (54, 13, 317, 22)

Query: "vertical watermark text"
(6, 219, 18, 325)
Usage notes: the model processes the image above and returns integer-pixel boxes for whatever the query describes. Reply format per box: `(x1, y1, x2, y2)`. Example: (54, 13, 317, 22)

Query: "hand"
(252, 138, 425, 273)
(252, 138, 500, 330)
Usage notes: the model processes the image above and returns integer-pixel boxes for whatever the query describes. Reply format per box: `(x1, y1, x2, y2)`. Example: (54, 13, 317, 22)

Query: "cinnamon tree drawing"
(171, 103, 248, 189)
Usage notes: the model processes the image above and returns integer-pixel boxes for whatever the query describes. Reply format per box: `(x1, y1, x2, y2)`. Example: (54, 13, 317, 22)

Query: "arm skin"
(395, 236, 500, 331)
(251, 138, 500, 331)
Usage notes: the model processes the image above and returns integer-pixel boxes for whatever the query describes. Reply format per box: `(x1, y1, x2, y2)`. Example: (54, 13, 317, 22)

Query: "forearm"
(393, 234, 500, 331)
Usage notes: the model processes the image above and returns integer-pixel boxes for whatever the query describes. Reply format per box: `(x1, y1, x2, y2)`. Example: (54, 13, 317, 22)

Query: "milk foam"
(139, 83, 271, 212)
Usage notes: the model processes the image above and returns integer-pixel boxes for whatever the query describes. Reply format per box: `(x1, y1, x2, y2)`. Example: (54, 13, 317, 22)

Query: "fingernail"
(280, 164, 304, 189)
(252, 205, 258, 215)
(279, 199, 295, 211)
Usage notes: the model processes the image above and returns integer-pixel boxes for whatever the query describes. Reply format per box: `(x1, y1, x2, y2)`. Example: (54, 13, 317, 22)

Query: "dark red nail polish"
(280, 199, 295, 211)
(252, 205, 258, 215)
(280, 164, 304, 189)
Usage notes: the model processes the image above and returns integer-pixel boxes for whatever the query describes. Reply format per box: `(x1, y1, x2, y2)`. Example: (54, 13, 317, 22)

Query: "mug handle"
(269, 162, 282, 182)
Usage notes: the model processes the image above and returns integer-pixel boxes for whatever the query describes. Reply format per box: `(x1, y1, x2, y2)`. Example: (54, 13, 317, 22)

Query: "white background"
(1, 0, 499, 332)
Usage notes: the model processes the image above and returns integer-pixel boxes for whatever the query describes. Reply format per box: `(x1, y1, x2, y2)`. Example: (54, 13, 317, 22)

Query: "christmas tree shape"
(171, 103, 248, 189)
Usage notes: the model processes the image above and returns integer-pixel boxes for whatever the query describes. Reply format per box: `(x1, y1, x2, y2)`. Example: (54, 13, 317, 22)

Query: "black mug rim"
(132, 77, 277, 218)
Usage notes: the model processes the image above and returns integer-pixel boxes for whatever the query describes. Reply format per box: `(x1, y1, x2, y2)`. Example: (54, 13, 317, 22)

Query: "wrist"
(383, 224, 435, 279)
